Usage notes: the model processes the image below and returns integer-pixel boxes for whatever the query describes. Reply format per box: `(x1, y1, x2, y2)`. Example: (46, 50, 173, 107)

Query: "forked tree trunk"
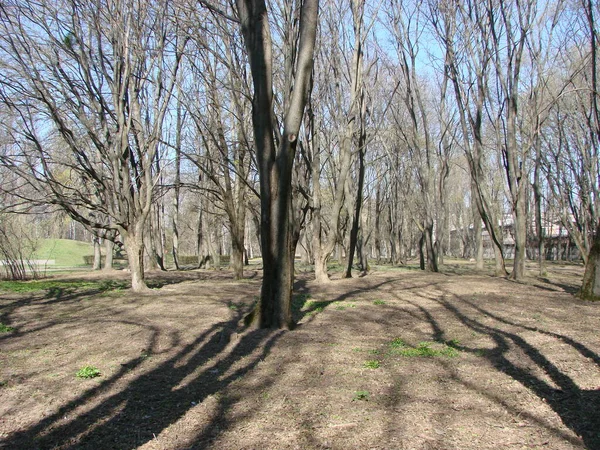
(345, 123, 366, 278)
(124, 230, 150, 293)
(237, 0, 318, 328)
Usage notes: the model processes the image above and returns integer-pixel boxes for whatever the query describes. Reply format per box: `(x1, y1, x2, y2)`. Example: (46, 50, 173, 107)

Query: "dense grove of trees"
(0, 0, 599, 324)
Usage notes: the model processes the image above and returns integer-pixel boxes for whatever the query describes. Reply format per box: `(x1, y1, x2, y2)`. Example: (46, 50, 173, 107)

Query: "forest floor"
(0, 261, 599, 450)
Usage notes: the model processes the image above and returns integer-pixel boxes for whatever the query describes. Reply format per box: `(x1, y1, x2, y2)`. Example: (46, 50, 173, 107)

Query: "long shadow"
(291, 275, 445, 323)
(2, 305, 285, 449)
(536, 277, 580, 296)
(0, 279, 156, 347)
(0, 274, 207, 343)
(433, 294, 600, 449)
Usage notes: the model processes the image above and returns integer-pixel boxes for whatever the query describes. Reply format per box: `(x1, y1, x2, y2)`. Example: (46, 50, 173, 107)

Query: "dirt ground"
(0, 262, 599, 450)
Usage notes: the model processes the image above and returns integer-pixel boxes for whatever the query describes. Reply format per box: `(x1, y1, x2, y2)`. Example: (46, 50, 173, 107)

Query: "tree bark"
(104, 234, 115, 271)
(172, 98, 183, 271)
(581, 0, 600, 298)
(581, 225, 600, 300)
(92, 235, 102, 271)
(237, 0, 319, 328)
(345, 131, 367, 278)
(124, 230, 150, 293)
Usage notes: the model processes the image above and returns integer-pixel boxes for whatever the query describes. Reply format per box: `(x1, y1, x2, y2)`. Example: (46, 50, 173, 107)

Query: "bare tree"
(0, 0, 187, 291)
(580, 0, 600, 299)
(185, 16, 254, 279)
(430, 0, 509, 275)
(236, 0, 319, 328)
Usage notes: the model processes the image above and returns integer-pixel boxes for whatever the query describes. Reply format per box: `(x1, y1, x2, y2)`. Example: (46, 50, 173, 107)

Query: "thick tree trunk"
(92, 235, 102, 270)
(237, 0, 318, 328)
(472, 189, 484, 270)
(151, 205, 167, 271)
(424, 218, 438, 272)
(231, 226, 245, 280)
(581, 0, 600, 298)
(345, 126, 366, 278)
(124, 231, 150, 293)
(511, 193, 527, 280)
(104, 236, 114, 271)
(581, 224, 600, 300)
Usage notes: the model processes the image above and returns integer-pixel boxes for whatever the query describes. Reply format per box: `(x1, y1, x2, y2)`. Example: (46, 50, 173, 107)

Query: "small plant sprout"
(363, 360, 380, 369)
(75, 366, 101, 379)
(353, 390, 370, 401)
(373, 299, 386, 305)
(389, 337, 406, 348)
(446, 338, 460, 347)
(0, 323, 15, 333)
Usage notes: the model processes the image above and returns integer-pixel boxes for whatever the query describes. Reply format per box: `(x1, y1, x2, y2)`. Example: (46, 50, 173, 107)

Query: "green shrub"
(75, 366, 101, 379)
(0, 323, 15, 333)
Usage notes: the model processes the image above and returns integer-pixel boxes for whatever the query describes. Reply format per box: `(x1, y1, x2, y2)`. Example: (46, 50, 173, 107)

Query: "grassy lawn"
(32, 239, 95, 268)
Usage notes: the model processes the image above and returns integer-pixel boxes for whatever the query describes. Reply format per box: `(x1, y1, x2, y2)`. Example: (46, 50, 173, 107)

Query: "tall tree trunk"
(230, 218, 245, 279)
(237, 0, 318, 328)
(92, 235, 102, 270)
(124, 228, 150, 293)
(196, 199, 205, 269)
(104, 233, 115, 271)
(311, 121, 330, 284)
(172, 98, 183, 271)
(345, 132, 366, 278)
(419, 234, 425, 270)
(582, 225, 600, 300)
(472, 189, 484, 270)
(581, 0, 600, 298)
(424, 217, 438, 272)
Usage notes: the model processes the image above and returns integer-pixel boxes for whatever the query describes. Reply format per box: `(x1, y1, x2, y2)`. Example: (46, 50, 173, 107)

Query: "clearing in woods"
(0, 262, 599, 449)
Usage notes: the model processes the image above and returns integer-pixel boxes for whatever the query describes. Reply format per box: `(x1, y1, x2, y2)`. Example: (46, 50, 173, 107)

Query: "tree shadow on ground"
(0, 282, 132, 344)
(536, 277, 581, 296)
(429, 293, 600, 449)
(290, 276, 441, 323)
(2, 305, 284, 449)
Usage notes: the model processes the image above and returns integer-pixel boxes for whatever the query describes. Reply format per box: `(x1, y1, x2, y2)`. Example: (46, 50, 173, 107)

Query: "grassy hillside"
(33, 239, 95, 267)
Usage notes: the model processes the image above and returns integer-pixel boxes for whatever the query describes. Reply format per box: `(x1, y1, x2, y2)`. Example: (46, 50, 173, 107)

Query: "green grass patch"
(304, 299, 333, 315)
(33, 238, 95, 267)
(388, 338, 459, 358)
(0, 279, 128, 295)
(75, 365, 101, 379)
(389, 337, 407, 348)
(0, 323, 15, 333)
(227, 301, 239, 311)
(373, 299, 386, 305)
(353, 390, 370, 401)
(363, 360, 380, 369)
